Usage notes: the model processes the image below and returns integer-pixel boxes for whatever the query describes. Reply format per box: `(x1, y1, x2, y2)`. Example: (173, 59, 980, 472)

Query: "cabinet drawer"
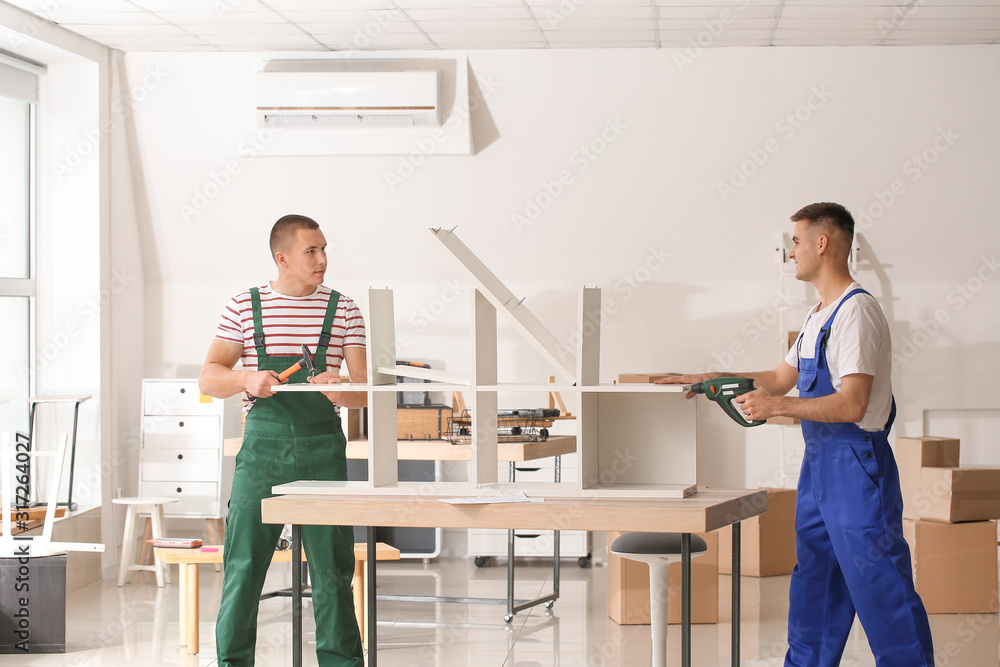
(142, 416, 220, 449)
(142, 449, 219, 482)
(144, 381, 221, 416)
(470, 529, 589, 558)
(141, 481, 219, 517)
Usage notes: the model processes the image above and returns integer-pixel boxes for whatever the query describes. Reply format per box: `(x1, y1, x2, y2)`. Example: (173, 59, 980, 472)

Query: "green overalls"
(216, 287, 363, 667)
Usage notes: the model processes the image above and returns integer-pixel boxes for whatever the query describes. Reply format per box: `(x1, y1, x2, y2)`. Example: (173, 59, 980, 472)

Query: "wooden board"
(155, 542, 400, 565)
(261, 488, 769, 534)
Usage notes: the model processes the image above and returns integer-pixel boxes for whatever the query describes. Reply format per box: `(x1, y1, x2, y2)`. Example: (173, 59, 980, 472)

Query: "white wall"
(124, 45, 1000, 488)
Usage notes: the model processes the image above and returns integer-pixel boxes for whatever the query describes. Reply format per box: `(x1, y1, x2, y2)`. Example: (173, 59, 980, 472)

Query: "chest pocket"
(797, 368, 818, 393)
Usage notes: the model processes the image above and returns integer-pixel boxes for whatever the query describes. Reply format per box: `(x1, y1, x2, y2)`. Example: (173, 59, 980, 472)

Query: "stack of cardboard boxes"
(896, 436, 1000, 614)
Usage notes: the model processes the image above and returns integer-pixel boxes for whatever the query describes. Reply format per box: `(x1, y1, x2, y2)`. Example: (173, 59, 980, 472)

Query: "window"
(0, 57, 39, 436)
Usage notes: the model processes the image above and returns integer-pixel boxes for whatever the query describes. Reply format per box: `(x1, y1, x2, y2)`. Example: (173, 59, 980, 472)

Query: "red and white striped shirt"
(215, 284, 366, 411)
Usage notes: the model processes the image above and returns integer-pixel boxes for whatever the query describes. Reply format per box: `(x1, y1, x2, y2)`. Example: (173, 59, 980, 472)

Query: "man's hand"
(308, 371, 343, 405)
(734, 388, 781, 422)
(654, 373, 721, 398)
(245, 370, 280, 398)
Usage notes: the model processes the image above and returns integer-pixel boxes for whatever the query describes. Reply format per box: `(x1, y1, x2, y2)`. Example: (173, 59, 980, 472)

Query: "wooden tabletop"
(225, 435, 577, 462)
(261, 488, 768, 535)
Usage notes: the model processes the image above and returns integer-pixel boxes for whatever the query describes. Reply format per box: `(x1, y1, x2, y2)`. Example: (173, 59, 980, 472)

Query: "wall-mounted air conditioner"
(256, 70, 439, 127)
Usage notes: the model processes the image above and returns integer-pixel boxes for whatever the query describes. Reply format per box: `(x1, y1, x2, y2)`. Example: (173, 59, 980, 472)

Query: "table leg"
(681, 533, 691, 667)
(178, 561, 187, 648)
(185, 563, 200, 654)
(367, 526, 377, 667)
(65, 401, 81, 510)
(353, 558, 364, 642)
(292, 524, 302, 667)
(732, 522, 741, 667)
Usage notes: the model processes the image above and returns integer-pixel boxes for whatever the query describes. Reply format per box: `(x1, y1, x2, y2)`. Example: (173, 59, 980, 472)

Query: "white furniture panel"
(140, 379, 225, 519)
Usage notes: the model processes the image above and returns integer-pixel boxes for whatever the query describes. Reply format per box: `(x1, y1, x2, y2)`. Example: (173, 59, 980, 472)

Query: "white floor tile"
(1, 557, 995, 666)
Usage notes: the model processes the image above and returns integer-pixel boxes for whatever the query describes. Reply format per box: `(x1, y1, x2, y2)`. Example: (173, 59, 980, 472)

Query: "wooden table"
(155, 542, 400, 655)
(262, 488, 767, 667)
(228, 435, 578, 621)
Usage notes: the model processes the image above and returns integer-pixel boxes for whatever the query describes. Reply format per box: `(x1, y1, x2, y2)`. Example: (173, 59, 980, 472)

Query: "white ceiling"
(5, 0, 1000, 52)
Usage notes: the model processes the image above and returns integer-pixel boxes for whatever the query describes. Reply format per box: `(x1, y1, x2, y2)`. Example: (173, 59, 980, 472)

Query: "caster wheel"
(504, 614, 514, 623)
(578, 554, 592, 568)
(544, 601, 554, 609)
(511, 426, 522, 436)
(539, 428, 549, 440)
(475, 556, 489, 568)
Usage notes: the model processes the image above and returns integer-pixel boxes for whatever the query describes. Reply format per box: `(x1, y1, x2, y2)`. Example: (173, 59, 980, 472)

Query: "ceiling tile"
(403, 8, 532, 21)
(545, 30, 656, 41)
(416, 19, 539, 32)
(531, 6, 654, 20)
(152, 11, 287, 24)
(63, 23, 189, 36)
(541, 18, 655, 31)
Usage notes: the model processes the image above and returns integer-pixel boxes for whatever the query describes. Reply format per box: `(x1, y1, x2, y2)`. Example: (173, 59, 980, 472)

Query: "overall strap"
(817, 288, 871, 352)
(250, 287, 266, 358)
(315, 289, 341, 359)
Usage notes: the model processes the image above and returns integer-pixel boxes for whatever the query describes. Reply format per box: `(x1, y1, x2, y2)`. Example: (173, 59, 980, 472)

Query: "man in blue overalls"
(660, 203, 933, 665)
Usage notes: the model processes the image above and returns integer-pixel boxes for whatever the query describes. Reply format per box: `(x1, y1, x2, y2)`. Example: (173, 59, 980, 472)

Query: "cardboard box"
(607, 530, 719, 625)
(895, 436, 961, 520)
(719, 487, 797, 577)
(617, 373, 681, 384)
(903, 519, 999, 614)
(397, 405, 452, 440)
(917, 467, 1000, 523)
(787, 331, 800, 353)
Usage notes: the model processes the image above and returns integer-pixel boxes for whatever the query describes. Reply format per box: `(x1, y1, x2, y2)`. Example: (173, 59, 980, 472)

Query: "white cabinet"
(469, 454, 592, 564)
(139, 380, 225, 519)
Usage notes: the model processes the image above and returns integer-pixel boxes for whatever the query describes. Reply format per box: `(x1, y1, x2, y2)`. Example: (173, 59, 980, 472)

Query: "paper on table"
(440, 483, 545, 505)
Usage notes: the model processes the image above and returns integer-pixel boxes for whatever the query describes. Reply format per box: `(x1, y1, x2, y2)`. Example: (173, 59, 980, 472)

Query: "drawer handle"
(515, 534, 542, 540)
(178, 421, 185, 427)
(177, 454, 183, 460)
(180, 388, 186, 394)
(176, 487, 182, 493)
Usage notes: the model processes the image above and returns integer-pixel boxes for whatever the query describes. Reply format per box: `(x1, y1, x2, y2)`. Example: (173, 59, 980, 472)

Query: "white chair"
(113, 497, 178, 587)
(610, 532, 708, 667)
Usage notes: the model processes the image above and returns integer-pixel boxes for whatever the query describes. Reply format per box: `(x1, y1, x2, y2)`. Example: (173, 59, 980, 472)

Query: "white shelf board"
(272, 383, 471, 393)
(270, 480, 696, 499)
(427, 228, 577, 385)
(272, 480, 482, 496)
(376, 365, 470, 384)
(582, 483, 697, 498)
(471, 383, 687, 393)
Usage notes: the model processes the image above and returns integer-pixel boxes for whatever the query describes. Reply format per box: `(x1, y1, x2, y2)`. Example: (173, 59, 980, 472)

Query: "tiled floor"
(4, 557, 998, 665)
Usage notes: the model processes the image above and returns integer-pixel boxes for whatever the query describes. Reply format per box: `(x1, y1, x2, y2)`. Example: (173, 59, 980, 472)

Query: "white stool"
(610, 532, 708, 667)
(113, 497, 178, 587)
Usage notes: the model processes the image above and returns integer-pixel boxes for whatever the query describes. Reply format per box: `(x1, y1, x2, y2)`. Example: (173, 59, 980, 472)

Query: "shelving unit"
(273, 228, 698, 500)
(139, 380, 227, 530)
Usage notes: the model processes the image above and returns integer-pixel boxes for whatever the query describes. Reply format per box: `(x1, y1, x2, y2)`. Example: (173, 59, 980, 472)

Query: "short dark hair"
(269, 214, 319, 257)
(790, 202, 854, 242)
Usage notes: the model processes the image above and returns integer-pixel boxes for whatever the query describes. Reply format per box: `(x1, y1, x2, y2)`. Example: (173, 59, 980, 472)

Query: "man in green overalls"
(199, 214, 367, 667)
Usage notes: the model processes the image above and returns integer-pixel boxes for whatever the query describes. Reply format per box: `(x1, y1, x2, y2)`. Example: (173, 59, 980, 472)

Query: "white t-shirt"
(215, 284, 366, 413)
(784, 282, 893, 432)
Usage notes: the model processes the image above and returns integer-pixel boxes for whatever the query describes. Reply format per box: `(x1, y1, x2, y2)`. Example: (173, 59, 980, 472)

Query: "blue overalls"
(785, 289, 934, 667)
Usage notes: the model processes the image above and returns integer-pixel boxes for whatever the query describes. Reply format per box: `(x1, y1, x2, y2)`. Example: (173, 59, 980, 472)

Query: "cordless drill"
(684, 377, 766, 427)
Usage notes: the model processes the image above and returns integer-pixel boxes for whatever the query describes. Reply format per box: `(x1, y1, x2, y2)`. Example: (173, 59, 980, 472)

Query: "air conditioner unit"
(256, 70, 439, 127)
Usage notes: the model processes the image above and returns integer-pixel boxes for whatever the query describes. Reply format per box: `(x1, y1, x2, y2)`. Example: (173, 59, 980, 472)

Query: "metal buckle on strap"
(819, 329, 831, 349)
(253, 332, 265, 348)
(317, 332, 331, 349)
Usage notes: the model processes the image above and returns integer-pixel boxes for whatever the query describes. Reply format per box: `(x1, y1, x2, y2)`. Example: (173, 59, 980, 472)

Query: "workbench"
(262, 487, 767, 667)
(226, 435, 578, 618)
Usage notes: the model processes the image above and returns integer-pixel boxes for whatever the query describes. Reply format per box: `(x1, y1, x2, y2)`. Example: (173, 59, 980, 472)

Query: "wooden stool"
(611, 532, 708, 667)
(113, 497, 178, 587)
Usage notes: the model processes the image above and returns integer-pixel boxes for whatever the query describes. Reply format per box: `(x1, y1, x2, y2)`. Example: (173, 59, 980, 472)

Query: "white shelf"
(272, 383, 471, 393)
(376, 365, 470, 384)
